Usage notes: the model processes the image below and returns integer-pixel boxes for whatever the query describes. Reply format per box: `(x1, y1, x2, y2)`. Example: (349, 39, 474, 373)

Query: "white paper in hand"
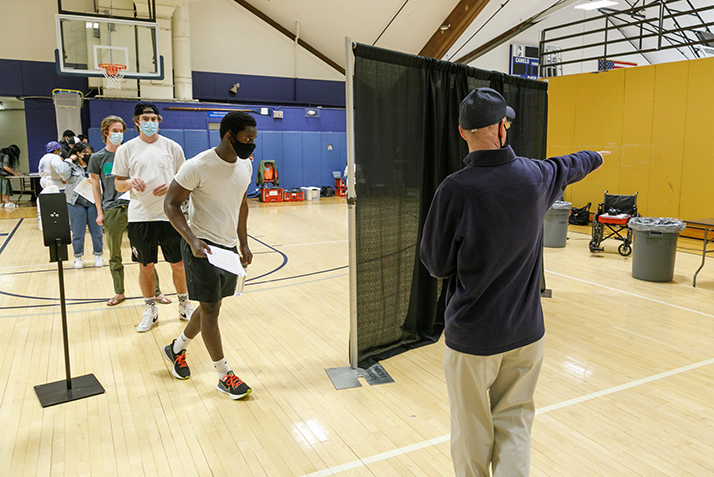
(205, 245, 247, 295)
(74, 179, 95, 204)
(134, 177, 165, 217)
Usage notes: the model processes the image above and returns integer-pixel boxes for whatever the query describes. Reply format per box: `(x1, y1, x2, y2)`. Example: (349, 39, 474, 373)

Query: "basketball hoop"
(98, 63, 127, 90)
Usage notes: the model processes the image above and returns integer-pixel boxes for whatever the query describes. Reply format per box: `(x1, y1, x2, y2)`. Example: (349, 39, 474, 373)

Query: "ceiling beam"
(232, 0, 345, 75)
(453, 0, 581, 64)
(419, 0, 491, 59)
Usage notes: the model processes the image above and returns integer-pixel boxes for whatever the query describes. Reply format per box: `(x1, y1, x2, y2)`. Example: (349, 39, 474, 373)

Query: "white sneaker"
(94, 256, 104, 267)
(137, 306, 158, 333)
(74, 257, 84, 269)
(179, 301, 194, 322)
(4, 202, 16, 209)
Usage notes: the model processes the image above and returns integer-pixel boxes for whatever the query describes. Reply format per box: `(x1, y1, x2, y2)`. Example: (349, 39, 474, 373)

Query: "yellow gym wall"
(547, 56, 714, 220)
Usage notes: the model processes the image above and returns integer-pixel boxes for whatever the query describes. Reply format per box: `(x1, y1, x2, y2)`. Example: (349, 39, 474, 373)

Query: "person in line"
(0, 145, 22, 208)
(89, 115, 170, 305)
(162, 111, 256, 400)
(114, 101, 193, 332)
(37, 141, 67, 230)
(60, 130, 77, 158)
(60, 142, 103, 269)
(420, 88, 607, 477)
(38, 141, 66, 191)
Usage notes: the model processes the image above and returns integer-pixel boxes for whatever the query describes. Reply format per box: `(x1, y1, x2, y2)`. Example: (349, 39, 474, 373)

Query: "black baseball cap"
(134, 101, 160, 117)
(459, 88, 516, 130)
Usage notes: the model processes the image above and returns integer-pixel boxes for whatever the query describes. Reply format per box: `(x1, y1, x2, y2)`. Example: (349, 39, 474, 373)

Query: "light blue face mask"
(140, 121, 159, 137)
(109, 132, 124, 145)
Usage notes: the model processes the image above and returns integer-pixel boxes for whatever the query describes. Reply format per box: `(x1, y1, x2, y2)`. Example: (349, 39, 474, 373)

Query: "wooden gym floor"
(0, 198, 713, 476)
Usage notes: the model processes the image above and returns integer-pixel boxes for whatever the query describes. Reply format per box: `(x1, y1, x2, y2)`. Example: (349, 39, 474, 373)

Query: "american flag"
(598, 59, 638, 71)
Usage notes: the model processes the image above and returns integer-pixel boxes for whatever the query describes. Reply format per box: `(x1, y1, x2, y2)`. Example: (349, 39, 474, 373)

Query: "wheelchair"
(589, 191, 638, 256)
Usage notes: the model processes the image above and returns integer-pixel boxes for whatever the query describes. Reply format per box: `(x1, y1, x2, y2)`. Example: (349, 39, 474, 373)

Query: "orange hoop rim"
(98, 63, 127, 76)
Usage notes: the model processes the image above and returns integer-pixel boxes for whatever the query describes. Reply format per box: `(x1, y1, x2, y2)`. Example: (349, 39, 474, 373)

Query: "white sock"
(178, 293, 188, 304)
(213, 358, 231, 378)
(173, 332, 192, 354)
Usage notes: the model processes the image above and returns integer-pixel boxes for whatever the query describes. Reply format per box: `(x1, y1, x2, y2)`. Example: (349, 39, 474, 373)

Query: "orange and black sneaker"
(217, 371, 251, 400)
(163, 340, 190, 380)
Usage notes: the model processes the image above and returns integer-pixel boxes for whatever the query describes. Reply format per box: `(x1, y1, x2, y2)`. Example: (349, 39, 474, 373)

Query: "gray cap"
(459, 88, 516, 130)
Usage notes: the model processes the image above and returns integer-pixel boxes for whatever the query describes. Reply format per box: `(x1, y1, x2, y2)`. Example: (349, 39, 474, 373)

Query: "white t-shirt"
(38, 153, 69, 190)
(113, 135, 185, 222)
(174, 148, 252, 248)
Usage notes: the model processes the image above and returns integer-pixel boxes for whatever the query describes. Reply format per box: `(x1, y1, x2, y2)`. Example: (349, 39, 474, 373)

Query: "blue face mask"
(109, 132, 124, 145)
(140, 121, 159, 137)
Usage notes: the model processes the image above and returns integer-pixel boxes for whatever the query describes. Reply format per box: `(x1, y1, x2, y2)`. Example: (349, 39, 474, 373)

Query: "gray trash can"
(629, 218, 686, 282)
(544, 201, 572, 248)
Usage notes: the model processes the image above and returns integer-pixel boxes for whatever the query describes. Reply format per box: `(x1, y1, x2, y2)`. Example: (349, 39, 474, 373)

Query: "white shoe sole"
(162, 346, 189, 380)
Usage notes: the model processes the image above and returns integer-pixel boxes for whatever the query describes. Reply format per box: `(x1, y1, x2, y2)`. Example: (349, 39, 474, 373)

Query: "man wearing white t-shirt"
(162, 111, 256, 400)
(114, 101, 194, 333)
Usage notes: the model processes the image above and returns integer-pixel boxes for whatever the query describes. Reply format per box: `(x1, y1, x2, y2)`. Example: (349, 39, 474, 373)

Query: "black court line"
(0, 231, 295, 311)
(243, 235, 289, 281)
(0, 265, 347, 311)
(248, 265, 348, 286)
(0, 218, 23, 256)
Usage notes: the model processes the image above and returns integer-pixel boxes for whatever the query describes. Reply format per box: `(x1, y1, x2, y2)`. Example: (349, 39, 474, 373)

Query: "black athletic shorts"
(181, 238, 238, 304)
(127, 221, 183, 265)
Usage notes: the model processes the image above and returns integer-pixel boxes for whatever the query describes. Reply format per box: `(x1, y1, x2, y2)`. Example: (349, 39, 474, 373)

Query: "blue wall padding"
(209, 130, 221, 148)
(183, 130, 209, 159)
(85, 99, 347, 190)
(321, 132, 345, 187)
(301, 133, 324, 187)
(88, 128, 104, 148)
(159, 129, 185, 148)
(281, 132, 304, 188)
(24, 100, 59, 172)
(0, 59, 88, 97)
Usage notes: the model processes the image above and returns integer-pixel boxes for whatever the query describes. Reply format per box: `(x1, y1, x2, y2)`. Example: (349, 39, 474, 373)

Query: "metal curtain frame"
(323, 37, 395, 391)
(539, 0, 714, 75)
(345, 36, 358, 371)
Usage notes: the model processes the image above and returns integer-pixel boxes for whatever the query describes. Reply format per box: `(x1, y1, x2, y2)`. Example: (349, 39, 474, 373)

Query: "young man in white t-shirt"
(114, 101, 194, 333)
(162, 111, 256, 400)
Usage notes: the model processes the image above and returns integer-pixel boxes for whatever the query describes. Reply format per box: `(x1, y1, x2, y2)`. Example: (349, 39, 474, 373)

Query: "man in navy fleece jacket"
(420, 88, 606, 477)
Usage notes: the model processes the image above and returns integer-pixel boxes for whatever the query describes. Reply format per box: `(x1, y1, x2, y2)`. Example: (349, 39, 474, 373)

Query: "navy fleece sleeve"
(539, 150, 603, 207)
(420, 179, 465, 279)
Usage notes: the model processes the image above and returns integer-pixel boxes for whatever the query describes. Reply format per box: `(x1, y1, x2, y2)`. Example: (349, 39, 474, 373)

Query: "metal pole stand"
(34, 194, 104, 407)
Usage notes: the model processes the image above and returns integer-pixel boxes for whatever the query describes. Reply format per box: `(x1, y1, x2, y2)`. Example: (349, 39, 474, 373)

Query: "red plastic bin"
(260, 188, 283, 202)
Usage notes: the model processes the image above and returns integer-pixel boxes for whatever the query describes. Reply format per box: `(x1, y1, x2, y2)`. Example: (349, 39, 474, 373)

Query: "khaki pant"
(443, 338, 544, 477)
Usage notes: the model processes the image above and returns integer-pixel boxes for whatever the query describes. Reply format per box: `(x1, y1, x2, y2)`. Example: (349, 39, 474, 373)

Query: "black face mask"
(231, 140, 256, 159)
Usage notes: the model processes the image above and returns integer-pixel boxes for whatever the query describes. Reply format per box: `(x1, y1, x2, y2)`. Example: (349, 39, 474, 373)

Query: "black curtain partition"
(353, 43, 548, 367)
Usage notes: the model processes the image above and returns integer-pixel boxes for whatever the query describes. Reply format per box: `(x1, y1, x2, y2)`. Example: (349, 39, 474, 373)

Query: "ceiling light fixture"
(574, 0, 618, 10)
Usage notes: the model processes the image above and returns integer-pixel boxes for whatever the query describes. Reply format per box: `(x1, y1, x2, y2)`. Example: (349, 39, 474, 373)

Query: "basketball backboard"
(55, 14, 164, 80)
